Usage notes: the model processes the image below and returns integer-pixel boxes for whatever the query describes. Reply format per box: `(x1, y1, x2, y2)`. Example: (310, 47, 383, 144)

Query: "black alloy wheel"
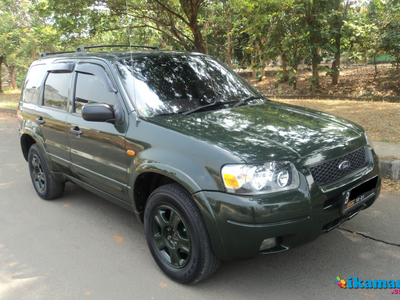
(144, 183, 220, 284)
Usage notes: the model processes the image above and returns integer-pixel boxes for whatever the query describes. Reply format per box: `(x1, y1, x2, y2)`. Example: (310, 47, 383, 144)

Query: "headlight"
(365, 132, 374, 148)
(221, 161, 300, 195)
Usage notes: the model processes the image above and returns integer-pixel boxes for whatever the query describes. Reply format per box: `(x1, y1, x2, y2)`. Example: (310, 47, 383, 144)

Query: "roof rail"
(76, 45, 160, 52)
(40, 44, 159, 58)
(40, 50, 75, 58)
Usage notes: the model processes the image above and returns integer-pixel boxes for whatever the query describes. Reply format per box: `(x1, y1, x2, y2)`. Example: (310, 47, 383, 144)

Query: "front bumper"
(193, 150, 381, 261)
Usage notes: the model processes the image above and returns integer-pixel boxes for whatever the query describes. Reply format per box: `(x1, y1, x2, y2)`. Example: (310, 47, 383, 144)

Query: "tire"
(144, 183, 221, 284)
(28, 144, 65, 200)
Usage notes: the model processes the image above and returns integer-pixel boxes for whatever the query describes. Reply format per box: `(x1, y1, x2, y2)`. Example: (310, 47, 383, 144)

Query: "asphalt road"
(1, 111, 399, 300)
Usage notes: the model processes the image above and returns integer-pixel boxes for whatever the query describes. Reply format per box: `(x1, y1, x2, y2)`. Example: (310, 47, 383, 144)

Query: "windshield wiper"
(182, 100, 236, 115)
(233, 96, 265, 108)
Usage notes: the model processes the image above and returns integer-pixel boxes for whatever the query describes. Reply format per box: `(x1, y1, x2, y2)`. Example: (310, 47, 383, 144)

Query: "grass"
(0, 89, 21, 100)
(0, 89, 21, 109)
(0, 101, 18, 109)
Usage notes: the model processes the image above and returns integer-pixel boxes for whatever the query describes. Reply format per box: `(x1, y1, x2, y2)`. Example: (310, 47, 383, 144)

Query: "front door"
(66, 61, 129, 202)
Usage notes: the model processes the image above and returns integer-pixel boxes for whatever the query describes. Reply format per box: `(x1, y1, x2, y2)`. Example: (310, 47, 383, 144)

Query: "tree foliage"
(0, 0, 63, 91)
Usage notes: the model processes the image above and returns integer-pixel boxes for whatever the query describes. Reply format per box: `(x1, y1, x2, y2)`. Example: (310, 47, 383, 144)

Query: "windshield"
(116, 54, 261, 117)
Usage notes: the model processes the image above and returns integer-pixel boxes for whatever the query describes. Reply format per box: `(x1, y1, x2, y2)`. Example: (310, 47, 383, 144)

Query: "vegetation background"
(0, 0, 399, 96)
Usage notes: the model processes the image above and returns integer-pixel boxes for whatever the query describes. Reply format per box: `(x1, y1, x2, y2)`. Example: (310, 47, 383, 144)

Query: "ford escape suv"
(18, 45, 381, 284)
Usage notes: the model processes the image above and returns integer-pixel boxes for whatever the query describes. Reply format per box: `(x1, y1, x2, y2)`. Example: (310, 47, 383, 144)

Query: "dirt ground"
(272, 99, 400, 144)
(251, 65, 400, 101)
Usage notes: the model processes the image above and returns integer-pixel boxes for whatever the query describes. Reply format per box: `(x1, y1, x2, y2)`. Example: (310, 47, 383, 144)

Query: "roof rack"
(76, 45, 160, 52)
(40, 44, 159, 58)
(40, 50, 75, 58)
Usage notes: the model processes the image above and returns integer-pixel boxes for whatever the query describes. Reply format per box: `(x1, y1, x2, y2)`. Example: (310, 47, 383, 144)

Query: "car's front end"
(147, 102, 381, 260)
(193, 143, 380, 260)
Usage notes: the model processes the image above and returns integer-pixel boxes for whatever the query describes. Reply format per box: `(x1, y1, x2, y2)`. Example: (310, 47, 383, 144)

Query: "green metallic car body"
(18, 48, 381, 283)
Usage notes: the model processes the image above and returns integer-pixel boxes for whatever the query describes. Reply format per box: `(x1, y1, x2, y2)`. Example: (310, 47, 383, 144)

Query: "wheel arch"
(20, 131, 45, 162)
(133, 165, 201, 223)
(132, 169, 225, 259)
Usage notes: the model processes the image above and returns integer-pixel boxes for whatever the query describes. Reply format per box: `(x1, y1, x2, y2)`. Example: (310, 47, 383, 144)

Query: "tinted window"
(43, 72, 71, 110)
(23, 64, 47, 103)
(116, 55, 259, 117)
(74, 70, 116, 114)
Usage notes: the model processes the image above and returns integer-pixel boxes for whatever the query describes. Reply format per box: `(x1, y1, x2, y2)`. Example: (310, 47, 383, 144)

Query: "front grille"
(309, 148, 367, 185)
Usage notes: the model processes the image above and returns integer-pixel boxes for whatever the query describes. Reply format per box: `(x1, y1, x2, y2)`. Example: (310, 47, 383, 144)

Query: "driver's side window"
(74, 65, 116, 114)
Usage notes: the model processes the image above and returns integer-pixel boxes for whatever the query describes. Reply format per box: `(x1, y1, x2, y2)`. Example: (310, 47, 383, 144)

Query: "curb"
(380, 159, 400, 181)
(0, 107, 17, 115)
(0, 107, 398, 181)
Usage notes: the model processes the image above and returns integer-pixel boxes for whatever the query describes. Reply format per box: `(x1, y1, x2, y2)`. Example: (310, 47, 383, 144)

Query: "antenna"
(124, 0, 140, 125)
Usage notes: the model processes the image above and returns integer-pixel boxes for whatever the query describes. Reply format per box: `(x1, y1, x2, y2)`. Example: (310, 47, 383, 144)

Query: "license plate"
(341, 177, 378, 214)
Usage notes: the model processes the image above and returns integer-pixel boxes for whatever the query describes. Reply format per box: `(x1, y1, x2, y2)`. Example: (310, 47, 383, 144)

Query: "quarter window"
(23, 64, 47, 103)
(43, 72, 71, 110)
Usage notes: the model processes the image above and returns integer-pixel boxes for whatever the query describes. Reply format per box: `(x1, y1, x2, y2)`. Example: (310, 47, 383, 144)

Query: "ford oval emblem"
(338, 161, 351, 170)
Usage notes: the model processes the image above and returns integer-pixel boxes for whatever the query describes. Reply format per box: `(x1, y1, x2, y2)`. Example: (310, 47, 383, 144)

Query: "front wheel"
(144, 183, 220, 284)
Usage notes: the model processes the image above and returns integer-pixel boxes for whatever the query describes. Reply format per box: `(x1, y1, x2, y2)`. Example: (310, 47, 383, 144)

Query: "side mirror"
(82, 104, 115, 123)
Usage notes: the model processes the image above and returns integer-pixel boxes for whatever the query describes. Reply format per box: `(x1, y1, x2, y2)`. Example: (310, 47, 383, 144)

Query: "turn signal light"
(127, 150, 135, 156)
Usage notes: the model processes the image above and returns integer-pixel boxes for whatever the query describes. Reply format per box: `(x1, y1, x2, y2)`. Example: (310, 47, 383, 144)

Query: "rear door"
(66, 60, 130, 202)
(33, 62, 74, 174)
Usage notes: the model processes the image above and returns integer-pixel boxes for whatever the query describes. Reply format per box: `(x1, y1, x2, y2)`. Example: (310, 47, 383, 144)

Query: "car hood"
(149, 102, 365, 164)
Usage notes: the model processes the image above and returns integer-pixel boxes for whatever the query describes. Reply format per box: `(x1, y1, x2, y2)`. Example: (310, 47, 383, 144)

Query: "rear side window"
(22, 64, 47, 103)
(74, 68, 116, 114)
(43, 73, 71, 111)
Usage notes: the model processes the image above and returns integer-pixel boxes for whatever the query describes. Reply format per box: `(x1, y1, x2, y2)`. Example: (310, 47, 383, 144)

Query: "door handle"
(70, 126, 83, 137)
(36, 117, 45, 125)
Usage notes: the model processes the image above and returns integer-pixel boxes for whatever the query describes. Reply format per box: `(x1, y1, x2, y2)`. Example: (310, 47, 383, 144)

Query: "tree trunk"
(191, 23, 206, 53)
(373, 56, 378, 79)
(307, 0, 321, 89)
(279, 46, 288, 82)
(205, 23, 209, 55)
(0, 55, 4, 93)
(9, 68, 18, 90)
(169, 15, 192, 52)
(227, 26, 232, 67)
(179, 0, 206, 53)
(311, 48, 319, 87)
(6, 63, 17, 90)
(281, 53, 288, 82)
(261, 58, 266, 77)
(251, 57, 256, 78)
(225, 1, 233, 68)
(331, 0, 341, 86)
(331, 51, 340, 85)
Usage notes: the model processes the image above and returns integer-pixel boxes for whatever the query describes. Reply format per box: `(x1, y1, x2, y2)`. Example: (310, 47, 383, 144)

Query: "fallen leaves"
(382, 179, 400, 194)
(275, 99, 400, 144)
(113, 235, 124, 243)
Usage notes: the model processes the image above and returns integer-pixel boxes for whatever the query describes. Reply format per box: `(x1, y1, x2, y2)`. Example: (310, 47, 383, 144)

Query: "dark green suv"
(18, 45, 381, 284)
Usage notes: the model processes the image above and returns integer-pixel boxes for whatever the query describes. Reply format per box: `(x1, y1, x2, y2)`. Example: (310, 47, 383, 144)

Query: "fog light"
(259, 238, 276, 251)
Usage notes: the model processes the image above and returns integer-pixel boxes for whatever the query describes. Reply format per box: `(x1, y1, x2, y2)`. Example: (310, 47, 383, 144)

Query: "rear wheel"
(144, 183, 220, 284)
(28, 144, 65, 200)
